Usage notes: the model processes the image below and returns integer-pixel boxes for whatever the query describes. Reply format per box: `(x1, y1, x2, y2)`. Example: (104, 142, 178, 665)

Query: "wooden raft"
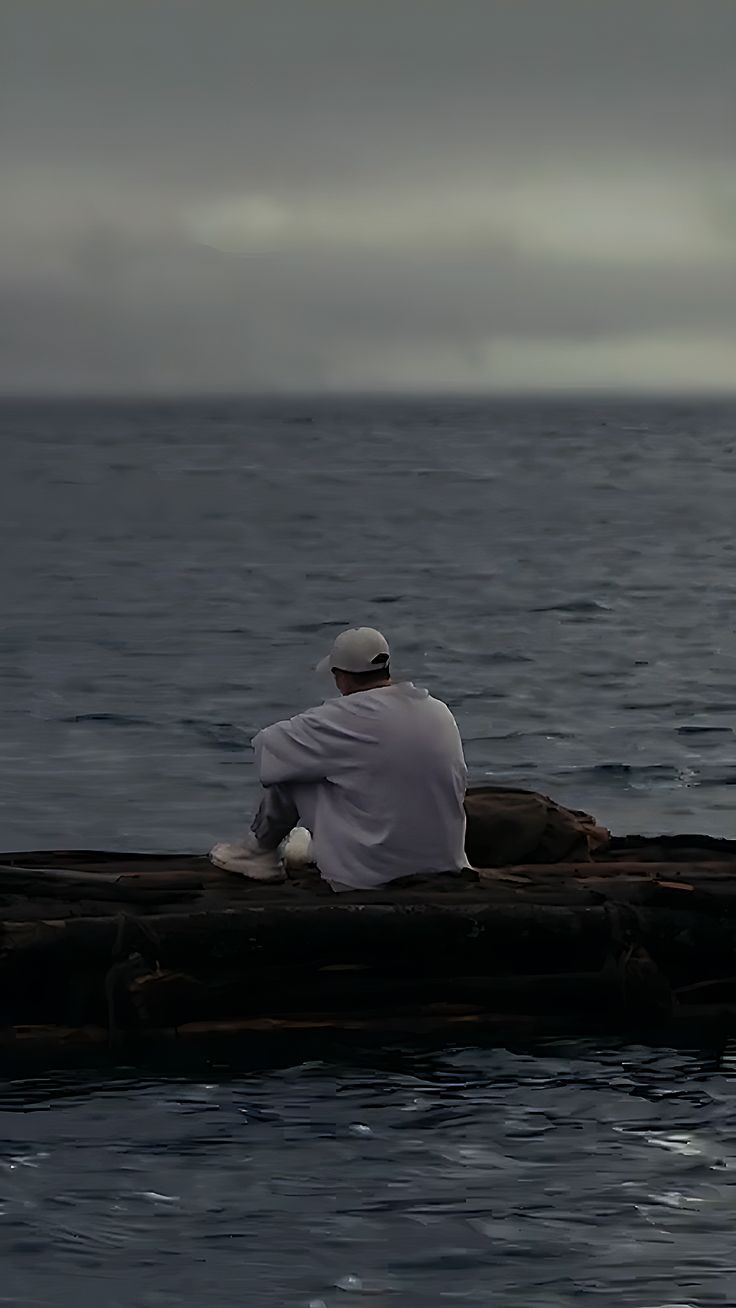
(2, 836, 736, 1053)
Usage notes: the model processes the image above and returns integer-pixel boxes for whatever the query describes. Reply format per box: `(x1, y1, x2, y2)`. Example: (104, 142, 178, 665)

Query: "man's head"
(317, 627, 391, 696)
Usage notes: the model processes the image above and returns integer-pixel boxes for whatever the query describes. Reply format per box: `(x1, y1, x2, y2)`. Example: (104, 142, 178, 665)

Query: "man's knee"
(251, 784, 300, 849)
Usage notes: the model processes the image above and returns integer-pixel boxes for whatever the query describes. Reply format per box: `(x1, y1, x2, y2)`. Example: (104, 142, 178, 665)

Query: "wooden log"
(0, 851, 207, 873)
(0, 901, 618, 980)
(0, 900, 622, 1033)
(2, 995, 735, 1057)
(481, 860, 736, 882)
(606, 832, 736, 861)
(0, 1012, 575, 1052)
(0, 897, 687, 1038)
(3, 899, 735, 989)
(126, 949, 673, 1028)
(0, 898, 172, 922)
(628, 906, 736, 982)
(127, 965, 620, 1023)
(676, 977, 736, 1003)
(0, 864, 203, 903)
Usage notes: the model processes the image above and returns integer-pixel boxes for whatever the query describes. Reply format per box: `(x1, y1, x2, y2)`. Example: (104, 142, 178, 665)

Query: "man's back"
(253, 682, 468, 889)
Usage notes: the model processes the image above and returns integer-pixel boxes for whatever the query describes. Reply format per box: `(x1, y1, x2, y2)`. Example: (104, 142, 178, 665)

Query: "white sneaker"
(209, 837, 285, 881)
(281, 826, 313, 870)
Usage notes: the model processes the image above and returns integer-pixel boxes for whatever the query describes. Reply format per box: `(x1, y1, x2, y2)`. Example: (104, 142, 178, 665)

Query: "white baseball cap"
(316, 627, 391, 675)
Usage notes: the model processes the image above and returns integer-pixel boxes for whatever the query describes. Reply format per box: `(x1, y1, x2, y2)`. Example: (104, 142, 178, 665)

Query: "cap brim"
(316, 654, 332, 674)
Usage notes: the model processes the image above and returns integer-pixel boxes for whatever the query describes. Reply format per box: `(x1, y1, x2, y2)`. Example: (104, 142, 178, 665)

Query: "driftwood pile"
(3, 828, 736, 1054)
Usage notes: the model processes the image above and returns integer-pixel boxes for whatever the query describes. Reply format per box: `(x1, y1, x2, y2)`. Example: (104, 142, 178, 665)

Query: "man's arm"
(252, 704, 345, 786)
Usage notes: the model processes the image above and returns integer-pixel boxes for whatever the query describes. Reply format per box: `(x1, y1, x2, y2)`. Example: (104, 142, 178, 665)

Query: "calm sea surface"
(2, 396, 736, 1305)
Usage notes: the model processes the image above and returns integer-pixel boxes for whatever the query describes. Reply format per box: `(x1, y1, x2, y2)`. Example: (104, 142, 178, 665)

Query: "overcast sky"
(2, 0, 736, 394)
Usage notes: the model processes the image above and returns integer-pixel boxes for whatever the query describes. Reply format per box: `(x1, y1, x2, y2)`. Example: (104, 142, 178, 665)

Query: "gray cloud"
(2, 0, 736, 392)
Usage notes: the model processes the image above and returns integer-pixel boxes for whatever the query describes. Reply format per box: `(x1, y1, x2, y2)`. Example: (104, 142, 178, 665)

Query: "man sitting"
(210, 627, 468, 892)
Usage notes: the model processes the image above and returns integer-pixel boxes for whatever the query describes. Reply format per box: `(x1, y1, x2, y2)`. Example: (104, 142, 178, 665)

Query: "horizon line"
(1, 387, 736, 405)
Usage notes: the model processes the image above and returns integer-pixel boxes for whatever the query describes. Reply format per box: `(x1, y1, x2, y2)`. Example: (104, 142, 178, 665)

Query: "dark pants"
(251, 783, 318, 850)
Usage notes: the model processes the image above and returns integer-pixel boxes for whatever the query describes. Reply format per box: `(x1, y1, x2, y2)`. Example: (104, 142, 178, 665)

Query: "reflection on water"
(2, 1039, 736, 1306)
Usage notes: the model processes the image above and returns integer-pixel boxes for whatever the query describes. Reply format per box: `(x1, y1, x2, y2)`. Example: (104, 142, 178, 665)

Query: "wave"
(554, 762, 736, 790)
(59, 712, 150, 727)
(532, 600, 611, 615)
(676, 725, 734, 736)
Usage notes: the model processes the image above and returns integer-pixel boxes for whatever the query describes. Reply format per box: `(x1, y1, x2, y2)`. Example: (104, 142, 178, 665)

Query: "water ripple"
(1, 1042, 735, 1306)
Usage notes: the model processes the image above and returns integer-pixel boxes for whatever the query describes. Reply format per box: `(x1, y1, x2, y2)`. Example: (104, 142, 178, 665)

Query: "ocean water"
(1, 395, 736, 851)
(4, 1041, 736, 1307)
(2, 396, 736, 1306)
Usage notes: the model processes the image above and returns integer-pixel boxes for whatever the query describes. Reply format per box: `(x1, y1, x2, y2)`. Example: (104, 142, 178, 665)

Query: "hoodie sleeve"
(253, 703, 356, 786)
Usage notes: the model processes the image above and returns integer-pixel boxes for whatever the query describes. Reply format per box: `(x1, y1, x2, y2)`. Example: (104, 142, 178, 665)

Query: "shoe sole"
(209, 851, 286, 882)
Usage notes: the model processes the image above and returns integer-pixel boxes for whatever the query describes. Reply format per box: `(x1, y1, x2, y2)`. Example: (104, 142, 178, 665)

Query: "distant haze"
(2, 0, 736, 395)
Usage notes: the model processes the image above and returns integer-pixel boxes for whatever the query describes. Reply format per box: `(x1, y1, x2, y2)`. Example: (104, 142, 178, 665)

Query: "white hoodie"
(252, 682, 468, 890)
